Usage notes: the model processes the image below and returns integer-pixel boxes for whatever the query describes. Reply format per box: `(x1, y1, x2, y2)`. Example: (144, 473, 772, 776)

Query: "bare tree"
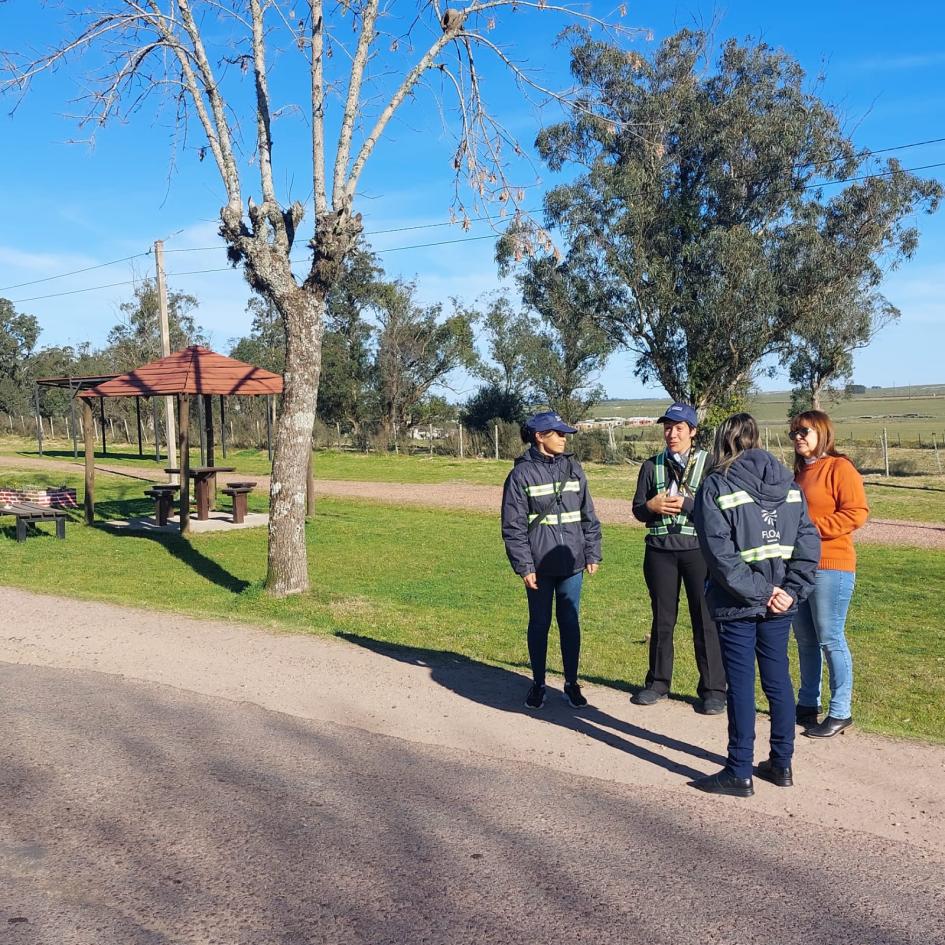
(2, 2, 636, 595)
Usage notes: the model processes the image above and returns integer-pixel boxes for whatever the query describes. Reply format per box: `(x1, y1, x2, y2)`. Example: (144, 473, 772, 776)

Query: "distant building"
(576, 416, 656, 431)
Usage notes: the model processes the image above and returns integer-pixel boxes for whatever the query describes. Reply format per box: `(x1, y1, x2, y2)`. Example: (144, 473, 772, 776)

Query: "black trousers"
(642, 544, 726, 700)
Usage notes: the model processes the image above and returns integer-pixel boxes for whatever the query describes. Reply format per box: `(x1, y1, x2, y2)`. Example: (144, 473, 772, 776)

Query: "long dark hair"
(790, 409, 845, 475)
(711, 413, 761, 474)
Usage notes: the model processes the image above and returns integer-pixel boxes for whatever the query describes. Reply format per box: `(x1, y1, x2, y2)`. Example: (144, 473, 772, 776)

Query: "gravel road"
(2, 587, 944, 944)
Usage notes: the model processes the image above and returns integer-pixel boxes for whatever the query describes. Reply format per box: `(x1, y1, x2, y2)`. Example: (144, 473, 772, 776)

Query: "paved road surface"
(2, 588, 944, 944)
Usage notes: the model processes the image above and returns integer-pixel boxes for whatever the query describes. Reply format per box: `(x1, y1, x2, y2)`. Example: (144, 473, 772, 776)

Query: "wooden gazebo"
(79, 346, 283, 532)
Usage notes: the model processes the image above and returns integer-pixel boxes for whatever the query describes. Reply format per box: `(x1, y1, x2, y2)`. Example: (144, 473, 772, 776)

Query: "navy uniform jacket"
(692, 449, 820, 622)
(501, 447, 602, 577)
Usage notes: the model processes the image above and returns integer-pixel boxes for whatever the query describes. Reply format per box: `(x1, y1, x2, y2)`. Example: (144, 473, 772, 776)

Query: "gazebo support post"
(266, 395, 273, 462)
(203, 393, 216, 504)
(135, 396, 143, 457)
(306, 449, 316, 519)
(34, 384, 44, 456)
(83, 399, 95, 524)
(178, 394, 191, 534)
(197, 397, 207, 467)
(100, 397, 107, 456)
(220, 396, 227, 459)
(70, 380, 78, 459)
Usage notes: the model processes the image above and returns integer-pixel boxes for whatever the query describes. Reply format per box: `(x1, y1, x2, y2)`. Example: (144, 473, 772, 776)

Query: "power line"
(0, 251, 151, 293)
(7, 154, 945, 304)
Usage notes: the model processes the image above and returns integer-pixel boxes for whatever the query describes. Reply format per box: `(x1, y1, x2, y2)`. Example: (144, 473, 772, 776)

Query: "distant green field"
(595, 384, 945, 446)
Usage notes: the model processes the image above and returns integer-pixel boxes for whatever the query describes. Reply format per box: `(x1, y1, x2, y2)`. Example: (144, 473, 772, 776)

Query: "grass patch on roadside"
(0, 470, 942, 743)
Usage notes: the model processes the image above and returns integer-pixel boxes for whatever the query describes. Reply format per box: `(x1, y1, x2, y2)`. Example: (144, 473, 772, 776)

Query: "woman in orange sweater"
(790, 410, 869, 738)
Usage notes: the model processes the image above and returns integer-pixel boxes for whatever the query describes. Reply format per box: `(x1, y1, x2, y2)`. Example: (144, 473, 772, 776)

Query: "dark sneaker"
(691, 770, 754, 798)
(525, 683, 546, 710)
(631, 688, 667, 706)
(698, 697, 726, 716)
(756, 758, 793, 787)
(562, 682, 588, 708)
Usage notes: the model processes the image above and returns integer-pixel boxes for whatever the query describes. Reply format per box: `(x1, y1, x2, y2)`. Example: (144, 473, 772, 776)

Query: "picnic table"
(143, 483, 180, 526)
(0, 501, 67, 542)
(164, 466, 236, 520)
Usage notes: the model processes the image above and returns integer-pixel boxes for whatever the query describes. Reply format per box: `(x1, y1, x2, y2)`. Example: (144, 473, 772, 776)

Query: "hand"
(523, 572, 539, 590)
(767, 587, 794, 614)
(586, 562, 599, 575)
(647, 492, 684, 515)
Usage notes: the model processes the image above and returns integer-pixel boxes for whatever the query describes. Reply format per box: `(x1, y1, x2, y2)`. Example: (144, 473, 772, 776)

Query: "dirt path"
(2, 453, 943, 548)
(2, 586, 944, 866)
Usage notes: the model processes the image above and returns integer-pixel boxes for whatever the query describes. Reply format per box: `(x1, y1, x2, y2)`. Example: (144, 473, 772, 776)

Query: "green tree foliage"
(317, 242, 384, 434)
(473, 296, 537, 400)
(788, 284, 898, 416)
(107, 278, 206, 370)
(230, 296, 286, 375)
(516, 254, 615, 422)
(535, 29, 942, 417)
(0, 299, 40, 413)
(374, 281, 477, 440)
(460, 383, 528, 433)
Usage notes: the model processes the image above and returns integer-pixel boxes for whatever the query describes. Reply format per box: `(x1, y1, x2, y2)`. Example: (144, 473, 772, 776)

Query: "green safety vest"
(648, 448, 709, 537)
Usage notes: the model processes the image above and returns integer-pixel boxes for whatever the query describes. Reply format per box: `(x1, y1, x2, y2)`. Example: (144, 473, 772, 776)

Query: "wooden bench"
(221, 482, 255, 524)
(143, 484, 180, 526)
(0, 502, 67, 542)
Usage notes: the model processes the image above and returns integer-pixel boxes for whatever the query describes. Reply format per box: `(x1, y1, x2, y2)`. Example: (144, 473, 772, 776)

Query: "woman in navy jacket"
(691, 414, 820, 797)
(502, 412, 602, 711)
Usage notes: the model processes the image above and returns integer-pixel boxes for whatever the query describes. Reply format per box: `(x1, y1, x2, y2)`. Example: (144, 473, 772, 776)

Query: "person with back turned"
(631, 402, 727, 715)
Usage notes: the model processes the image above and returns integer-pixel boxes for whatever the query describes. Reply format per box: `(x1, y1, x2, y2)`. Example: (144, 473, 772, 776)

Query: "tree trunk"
(266, 292, 325, 596)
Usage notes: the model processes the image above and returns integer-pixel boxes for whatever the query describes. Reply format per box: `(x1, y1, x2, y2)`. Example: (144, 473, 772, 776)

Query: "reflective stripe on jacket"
(501, 447, 602, 577)
(692, 449, 820, 621)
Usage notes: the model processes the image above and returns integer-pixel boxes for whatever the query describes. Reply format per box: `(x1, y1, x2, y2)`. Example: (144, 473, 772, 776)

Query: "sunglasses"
(788, 427, 813, 440)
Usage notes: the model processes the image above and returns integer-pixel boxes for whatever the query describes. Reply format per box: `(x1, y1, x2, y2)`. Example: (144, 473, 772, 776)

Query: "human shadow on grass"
(338, 633, 725, 780)
(99, 525, 250, 594)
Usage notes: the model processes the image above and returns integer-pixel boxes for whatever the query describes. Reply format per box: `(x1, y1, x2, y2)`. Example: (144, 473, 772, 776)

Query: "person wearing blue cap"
(501, 411, 602, 710)
(631, 402, 727, 714)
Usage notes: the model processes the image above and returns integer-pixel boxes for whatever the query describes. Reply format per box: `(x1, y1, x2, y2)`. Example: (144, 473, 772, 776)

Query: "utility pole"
(155, 240, 178, 480)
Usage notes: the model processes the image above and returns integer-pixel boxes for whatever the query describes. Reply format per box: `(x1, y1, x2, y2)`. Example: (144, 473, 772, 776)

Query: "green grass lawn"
(0, 469, 941, 743)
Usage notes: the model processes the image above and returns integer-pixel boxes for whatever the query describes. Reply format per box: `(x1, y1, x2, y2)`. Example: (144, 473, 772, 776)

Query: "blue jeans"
(525, 571, 583, 686)
(793, 569, 856, 718)
(717, 614, 795, 779)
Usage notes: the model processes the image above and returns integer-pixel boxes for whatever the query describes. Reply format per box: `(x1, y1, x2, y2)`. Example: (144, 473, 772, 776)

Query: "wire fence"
(4, 414, 944, 478)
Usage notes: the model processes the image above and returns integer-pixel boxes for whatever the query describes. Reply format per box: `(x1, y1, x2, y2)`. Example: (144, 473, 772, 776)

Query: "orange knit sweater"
(795, 455, 869, 572)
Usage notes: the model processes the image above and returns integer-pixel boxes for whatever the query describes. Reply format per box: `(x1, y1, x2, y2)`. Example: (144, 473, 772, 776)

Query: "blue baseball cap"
(525, 411, 578, 435)
(657, 402, 698, 427)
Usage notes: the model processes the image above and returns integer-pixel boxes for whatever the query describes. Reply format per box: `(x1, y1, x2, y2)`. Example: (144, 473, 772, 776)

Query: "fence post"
(765, 426, 770, 451)
(933, 434, 942, 475)
(429, 422, 434, 457)
(494, 424, 499, 461)
(459, 423, 464, 459)
(882, 427, 890, 477)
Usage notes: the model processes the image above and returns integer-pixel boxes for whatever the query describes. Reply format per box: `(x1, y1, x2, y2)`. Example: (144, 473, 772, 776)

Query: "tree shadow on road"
(337, 633, 726, 780)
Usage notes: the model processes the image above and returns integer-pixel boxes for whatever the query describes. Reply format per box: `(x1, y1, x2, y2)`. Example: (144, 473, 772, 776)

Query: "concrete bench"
(0, 502, 67, 542)
(221, 483, 255, 524)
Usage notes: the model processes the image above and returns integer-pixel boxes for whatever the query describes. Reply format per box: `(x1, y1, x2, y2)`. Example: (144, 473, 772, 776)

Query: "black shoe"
(562, 682, 588, 708)
(691, 770, 754, 798)
(631, 688, 667, 706)
(756, 758, 794, 787)
(796, 704, 820, 726)
(525, 683, 546, 710)
(804, 715, 852, 738)
(698, 697, 726, 716)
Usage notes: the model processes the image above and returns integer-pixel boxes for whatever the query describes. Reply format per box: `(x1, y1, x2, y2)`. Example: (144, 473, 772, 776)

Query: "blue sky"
(1, 0, 943, 400)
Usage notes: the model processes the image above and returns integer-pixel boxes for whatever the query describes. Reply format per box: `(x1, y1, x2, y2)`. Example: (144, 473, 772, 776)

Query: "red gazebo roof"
(79, 346, 283, 398)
